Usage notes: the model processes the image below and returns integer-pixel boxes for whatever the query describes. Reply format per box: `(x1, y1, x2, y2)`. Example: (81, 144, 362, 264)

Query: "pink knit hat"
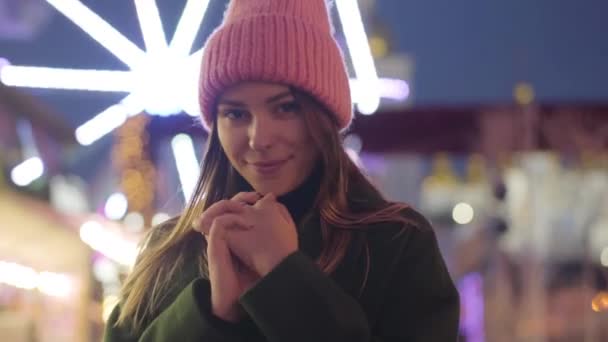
(198, 0, 352, 131)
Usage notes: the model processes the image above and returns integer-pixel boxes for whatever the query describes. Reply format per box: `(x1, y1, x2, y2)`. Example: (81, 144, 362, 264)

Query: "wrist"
(211, 304, 243, 323)
(259, 249, 297, 276)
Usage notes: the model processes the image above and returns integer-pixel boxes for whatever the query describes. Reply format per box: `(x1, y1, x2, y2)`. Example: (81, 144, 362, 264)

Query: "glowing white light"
(75, 95, 142, 146)
(171, 0, 211, 56)
(602, 247, 608, 267)
(38, 272, 72, 298)
(0, 65, 134, 92)
(0, 261, 38, 289)
(336, 0, 380, 115)
(123, 212, 145, 233)
(0, 261, 73, 297)
(344, 134, 363, 153)
(104, 192, 129, 220)
(151, 212, 171, 226)
(45, 0, 145, 68)
(93, 258, 119, 283)
(131, 54, 193, 116)
(452, 202, 475, 225)
(378, 78, 410, 101)
(171, 134, 200, 201)
(11, 157, 44, 186)
(349, 78, 409, 104)
(134, 0, 167, 53)
(79, 221, 137, 267)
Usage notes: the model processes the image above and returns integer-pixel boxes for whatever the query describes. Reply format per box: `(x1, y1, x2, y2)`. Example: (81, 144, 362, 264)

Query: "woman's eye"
(277, 101, 301, 114)
(221, 109, 247, 120)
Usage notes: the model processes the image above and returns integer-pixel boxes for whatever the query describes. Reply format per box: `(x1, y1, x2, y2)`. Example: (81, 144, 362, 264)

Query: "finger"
(207, 228, 229, 272)
(255, 192, 276, 207)
(194, 200, 248, 234)
(231, 191, 262, 205)
(207, 231, 238, 308)
(211, 213, 253, 233)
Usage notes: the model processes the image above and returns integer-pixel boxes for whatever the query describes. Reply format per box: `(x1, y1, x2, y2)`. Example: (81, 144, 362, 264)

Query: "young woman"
(104, 1, 460, 341)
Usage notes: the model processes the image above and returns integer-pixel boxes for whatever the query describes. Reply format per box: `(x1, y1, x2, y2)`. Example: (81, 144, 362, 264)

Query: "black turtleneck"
(276, 165, 321, 225)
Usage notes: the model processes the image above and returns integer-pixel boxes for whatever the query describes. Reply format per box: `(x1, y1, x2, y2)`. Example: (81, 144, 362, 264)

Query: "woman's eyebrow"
(265, 91, 293, 104)
(218, 99, 246, 107)
(218, 91, 293, 107)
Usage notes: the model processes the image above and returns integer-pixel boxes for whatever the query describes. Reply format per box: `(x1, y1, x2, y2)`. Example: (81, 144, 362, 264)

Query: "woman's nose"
(248, 115, 275, 151)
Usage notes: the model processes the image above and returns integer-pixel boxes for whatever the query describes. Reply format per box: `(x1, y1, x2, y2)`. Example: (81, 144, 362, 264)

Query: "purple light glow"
(458, 272, 486, 342)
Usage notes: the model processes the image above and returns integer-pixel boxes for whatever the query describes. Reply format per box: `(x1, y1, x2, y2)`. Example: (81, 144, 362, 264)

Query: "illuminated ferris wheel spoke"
(171, 0, 210, 57)
(0, 66, 135, 92)
(45, 0, 146, 69)
(134, 0, 168, 54)
(75, 94, 143, 146)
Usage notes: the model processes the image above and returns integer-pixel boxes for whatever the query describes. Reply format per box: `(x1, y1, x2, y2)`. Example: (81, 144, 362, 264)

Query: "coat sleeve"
(103, 278, 251, 342)
(238, 220, 460, 342)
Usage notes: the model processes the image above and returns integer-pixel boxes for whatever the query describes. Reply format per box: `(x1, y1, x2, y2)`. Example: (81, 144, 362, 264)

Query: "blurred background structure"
(0, 0, 607, 341)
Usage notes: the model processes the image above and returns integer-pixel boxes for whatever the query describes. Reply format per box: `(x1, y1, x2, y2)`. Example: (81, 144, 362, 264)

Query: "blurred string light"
(452, 202, 475, 225)
(0, 0, 403, 147)
(591, 291, 608, 313)
(171, 134, 200, 201)
(0, 261, 73, 298)
(369, 35, 388, 58)
(104, 192, 129, 220)
(514, 82, 535, 106)
(111, 114, 156, 225)
(79, 221, 137, 267)
(10, 157, 44, 187)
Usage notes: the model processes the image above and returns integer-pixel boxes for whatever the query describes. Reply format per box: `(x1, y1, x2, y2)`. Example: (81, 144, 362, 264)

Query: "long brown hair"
(116, 89, 411, 332)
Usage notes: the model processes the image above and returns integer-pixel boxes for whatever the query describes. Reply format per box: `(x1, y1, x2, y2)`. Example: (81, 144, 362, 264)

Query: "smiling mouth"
(249, 157, 291, 175)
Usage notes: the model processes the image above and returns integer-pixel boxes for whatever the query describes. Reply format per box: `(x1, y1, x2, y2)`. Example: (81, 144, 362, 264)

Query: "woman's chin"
(249, 181, 292, 197)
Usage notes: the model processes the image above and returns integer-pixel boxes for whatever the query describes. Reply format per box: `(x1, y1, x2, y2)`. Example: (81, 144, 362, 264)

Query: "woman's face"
(216, 82, 320, 196)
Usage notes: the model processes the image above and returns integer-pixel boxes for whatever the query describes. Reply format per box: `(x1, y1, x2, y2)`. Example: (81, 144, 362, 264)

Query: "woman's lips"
(250, 158, 289, 175)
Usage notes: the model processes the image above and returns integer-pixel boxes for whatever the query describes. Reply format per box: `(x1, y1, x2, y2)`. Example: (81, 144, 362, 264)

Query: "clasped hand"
(193, 192, 298, 321)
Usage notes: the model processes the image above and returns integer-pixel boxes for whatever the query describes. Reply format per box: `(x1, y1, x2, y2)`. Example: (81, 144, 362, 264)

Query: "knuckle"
(213, 215, 228, 226)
